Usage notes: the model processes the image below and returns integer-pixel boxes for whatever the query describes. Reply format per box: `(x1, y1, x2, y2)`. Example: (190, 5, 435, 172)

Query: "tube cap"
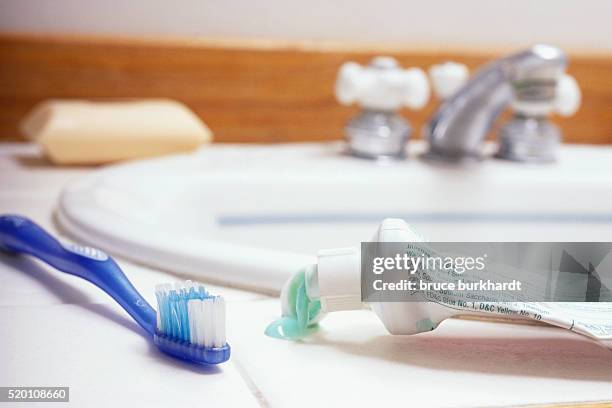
(316, 246, 362, 312)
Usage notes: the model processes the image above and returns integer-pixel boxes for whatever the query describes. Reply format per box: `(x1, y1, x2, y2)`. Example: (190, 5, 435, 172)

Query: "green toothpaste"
(265, 268, 321, 340)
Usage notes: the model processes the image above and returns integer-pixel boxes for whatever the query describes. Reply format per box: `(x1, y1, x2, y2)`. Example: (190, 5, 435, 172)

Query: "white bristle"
(214, 297, 226, 347)
(187, 296, 226, 348)
(204, 298, 214, 347)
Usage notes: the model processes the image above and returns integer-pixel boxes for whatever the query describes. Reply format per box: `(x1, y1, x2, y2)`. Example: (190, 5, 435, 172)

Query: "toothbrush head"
(153, 281, 230, 365)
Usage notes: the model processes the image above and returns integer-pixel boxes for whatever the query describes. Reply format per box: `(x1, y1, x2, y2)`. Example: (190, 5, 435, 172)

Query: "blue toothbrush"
(0, 214, 230, 365)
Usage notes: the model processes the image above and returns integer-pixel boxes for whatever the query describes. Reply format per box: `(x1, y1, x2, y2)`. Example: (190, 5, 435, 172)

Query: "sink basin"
(57, 142, 612, 293)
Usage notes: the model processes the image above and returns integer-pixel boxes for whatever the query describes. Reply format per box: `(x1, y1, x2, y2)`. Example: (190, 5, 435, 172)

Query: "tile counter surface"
(1, 143, 611, 408)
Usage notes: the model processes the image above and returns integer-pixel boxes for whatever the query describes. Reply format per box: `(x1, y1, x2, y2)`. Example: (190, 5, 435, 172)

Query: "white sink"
(57, 142, 612, 293)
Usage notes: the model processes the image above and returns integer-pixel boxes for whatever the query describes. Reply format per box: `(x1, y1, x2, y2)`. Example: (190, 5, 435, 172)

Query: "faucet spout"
(424, 45, 567, 162)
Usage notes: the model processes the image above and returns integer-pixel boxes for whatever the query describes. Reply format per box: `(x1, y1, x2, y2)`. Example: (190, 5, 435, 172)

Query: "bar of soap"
(20, 99, 212, 165)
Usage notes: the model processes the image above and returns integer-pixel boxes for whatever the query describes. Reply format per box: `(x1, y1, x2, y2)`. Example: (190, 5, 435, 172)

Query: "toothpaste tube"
(266, 218, 612, 348)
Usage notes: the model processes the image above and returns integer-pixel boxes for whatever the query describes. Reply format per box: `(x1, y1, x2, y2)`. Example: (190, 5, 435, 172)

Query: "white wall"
(1, 0, 611, 51)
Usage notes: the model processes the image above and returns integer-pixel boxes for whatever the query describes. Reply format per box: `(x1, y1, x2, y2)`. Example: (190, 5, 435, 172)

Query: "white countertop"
(2, 143, 612, 408)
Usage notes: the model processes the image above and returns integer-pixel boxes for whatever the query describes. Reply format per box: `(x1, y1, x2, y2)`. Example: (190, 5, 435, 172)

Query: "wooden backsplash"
(1, 34, 611, 143)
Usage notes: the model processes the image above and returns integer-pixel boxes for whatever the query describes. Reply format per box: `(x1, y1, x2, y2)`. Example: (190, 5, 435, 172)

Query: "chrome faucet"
(423, 45, 581, 163)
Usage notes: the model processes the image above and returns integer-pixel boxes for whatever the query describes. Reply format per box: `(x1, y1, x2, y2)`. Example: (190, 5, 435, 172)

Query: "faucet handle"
(555, 74, 581, 116)
(428, 62, 469, 99)
(511, 73, 581, 117)
(335, 57, 430, 111)
(499, 73, 581, 163)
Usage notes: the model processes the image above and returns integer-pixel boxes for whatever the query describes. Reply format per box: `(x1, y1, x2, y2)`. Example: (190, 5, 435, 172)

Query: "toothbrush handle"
(0, 214, 157, 335)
